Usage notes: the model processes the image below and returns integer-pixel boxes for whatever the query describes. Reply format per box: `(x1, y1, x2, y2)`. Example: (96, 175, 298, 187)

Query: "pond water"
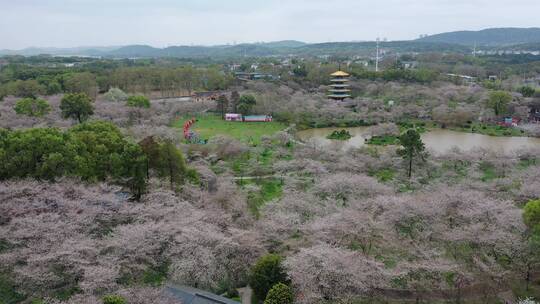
(296, 127, 540, 154)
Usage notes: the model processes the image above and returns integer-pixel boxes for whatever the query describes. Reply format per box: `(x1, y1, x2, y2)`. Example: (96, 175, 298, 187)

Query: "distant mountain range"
(0, 46, 120, 57)
(417, 27, 540, 46)
(3, 28, 540, 58)
(0, 41, 471, 58)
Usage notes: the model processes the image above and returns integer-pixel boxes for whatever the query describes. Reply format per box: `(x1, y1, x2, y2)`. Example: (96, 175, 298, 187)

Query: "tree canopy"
(139, 136, 197, 190)
(0, 121, 147, 199)
(13, 97, 51, 117)
(63, 72, 98, 99)
(60, 93, 95, 123)
(487, 90, 512, 116)
(216, 94, 229, 119)
(249, 254, 289, 301)
(9, 79, 45, 98)
(524, 199, 540, 232)
(237, 94, 257, 115)
(397, 129, 427, 178)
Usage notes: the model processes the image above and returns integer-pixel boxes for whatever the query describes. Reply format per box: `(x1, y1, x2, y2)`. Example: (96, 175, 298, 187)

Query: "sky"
(2, 0, 540, 49)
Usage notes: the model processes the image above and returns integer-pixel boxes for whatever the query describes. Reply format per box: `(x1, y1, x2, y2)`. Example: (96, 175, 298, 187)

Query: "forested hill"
(0, 41, 471, 58)
(11, 27, 540, 58)
(0, 41, 306, 58)
(4, 28, 540, 58)
(417, 27, 540, 46)
(292, 41, 470, 56)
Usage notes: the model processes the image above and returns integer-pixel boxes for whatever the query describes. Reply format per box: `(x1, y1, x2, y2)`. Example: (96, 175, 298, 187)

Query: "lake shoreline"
(296, 125, 540, 154)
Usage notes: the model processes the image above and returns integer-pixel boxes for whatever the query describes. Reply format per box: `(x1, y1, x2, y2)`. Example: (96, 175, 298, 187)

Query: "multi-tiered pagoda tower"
(328, 71, 351, 101)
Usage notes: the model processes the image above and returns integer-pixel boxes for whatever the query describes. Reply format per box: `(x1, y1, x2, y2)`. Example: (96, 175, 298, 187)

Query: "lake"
(296, 127, 540, 154)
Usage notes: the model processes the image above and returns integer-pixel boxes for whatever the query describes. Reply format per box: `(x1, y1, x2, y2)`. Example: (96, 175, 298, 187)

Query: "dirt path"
(237, 286, 253, 304)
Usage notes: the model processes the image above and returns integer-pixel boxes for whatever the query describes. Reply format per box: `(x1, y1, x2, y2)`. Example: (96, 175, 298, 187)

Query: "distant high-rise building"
(328, 71, 351, 101)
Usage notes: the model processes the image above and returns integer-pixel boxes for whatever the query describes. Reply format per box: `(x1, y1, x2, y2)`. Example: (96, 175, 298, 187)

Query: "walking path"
(237, 286, 253, 304)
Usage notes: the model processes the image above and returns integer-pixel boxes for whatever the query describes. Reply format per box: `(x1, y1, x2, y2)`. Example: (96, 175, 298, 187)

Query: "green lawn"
(175, 114, 286, 145)
(451, 123, 526, 137)
(239, 178, 284, 218)
(366, 135, 400, 146)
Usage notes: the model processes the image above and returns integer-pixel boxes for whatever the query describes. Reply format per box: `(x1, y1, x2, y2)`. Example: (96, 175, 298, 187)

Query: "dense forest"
(418, 27, 540, 46)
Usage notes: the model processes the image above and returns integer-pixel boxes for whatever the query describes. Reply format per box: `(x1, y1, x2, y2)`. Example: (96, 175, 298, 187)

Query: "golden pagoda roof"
(330, 71, 350, 77)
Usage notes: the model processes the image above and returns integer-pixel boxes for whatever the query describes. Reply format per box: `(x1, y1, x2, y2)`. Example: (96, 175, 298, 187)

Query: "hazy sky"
(2, 0, 540, 49)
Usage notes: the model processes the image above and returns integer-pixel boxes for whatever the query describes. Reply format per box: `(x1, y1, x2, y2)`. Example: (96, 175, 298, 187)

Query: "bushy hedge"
(0, 121, 146, 198)
(126, 95, 150, 108)
(13, 97, 51, 117)
(524, 199, 540, 233)
(102, 295, 126, 304)
(0, 122, 198, 199)
(248, 254, 289, 301)
(264, 283, 294, 304)
(326, 129, 352, 140)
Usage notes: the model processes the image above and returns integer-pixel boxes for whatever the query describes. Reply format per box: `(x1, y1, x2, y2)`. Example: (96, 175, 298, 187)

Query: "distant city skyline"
(2, 0, 540, 49)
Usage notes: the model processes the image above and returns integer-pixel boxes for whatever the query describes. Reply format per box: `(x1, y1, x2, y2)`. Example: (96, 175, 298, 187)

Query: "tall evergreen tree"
(397, 129, 427, 179)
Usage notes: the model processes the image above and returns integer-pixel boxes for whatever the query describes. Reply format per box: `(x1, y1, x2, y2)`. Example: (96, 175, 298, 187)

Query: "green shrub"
(519, 86, 536, 97)
(14, 97, 51, 117)
(374, 169, 395, 182)
(102, 294, 126, 304)
(46, 81, 62, 95)
(479, 161, 500, 181)
(524, 199, 540, 232)
(126, 95, 150, 108)
(142, 261, 169, 286)
(326, 129, 352, 140)
(249, 254, 289, 300)
(264, 283, 294, 304)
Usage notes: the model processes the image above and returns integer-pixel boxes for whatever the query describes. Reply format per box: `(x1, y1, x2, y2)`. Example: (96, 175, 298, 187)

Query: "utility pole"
(375, 37, 380, 72)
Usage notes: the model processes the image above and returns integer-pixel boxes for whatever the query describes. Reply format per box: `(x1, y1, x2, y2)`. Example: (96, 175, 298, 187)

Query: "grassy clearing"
(402, 120, 528, 137)
(478, 161, 502, 182)
(398, 120, 436, 134)
(370, 168, 396, 182)
(238, 178, 284, 218)
(452, 123, 527, 137)
(366, 135, 400, 146)
(175, 114, 286, 145)
(518, 158, 538, 170)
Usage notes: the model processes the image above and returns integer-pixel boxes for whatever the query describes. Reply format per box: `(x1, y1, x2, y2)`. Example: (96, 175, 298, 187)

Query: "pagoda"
(328, 71, 351, 101)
